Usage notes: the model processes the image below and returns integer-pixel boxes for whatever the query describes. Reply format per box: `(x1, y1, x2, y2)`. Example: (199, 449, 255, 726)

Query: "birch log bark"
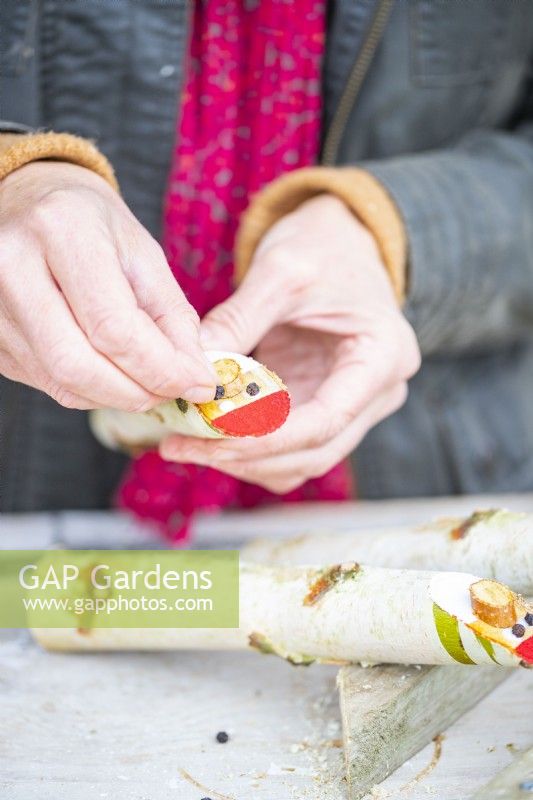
(33, 562, 533, 667)
(243, 509, 533, 595)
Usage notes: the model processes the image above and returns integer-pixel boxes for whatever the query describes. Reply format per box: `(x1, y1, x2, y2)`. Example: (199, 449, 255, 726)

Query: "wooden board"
(339, 664, 509, 800)
(1, 628, 531, 800)
(0, 629, 343, 800)
(471, 747, 533, 799)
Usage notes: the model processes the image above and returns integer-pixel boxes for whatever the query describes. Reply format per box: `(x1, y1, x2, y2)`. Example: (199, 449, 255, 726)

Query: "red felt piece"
(212, 390, 290, 437)
(516, 636, 533, 664)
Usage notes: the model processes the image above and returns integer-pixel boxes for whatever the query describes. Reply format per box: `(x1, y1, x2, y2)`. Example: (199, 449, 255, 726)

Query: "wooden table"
(1, 494, 532, 800)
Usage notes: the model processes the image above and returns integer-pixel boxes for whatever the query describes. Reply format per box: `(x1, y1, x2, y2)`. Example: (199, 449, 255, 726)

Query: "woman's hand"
(0, 161, 216, 410)
(161, 194, 420, 493)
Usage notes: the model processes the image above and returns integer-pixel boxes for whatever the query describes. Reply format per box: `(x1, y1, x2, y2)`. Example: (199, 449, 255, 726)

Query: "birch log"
(243, 509, 533, 595)
(33, 562, 533, 667)
(90, 350, 290, 449)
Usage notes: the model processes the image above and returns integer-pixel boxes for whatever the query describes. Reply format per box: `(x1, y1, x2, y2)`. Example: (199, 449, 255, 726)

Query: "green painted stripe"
(433, 603, 476, 665)
(475, 633, 499, 664)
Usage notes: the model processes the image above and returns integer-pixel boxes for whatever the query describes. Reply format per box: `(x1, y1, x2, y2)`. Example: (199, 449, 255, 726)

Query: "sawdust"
(178, 767, 236, 800)
(298, 684, 348, 800)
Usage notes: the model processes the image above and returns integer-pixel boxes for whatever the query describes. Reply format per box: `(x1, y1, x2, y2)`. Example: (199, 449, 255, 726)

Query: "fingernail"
(181, 385, 217, 403)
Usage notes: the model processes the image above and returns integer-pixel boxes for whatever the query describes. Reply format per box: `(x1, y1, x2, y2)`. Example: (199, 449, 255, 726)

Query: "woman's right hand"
(0, 161, 216, 410)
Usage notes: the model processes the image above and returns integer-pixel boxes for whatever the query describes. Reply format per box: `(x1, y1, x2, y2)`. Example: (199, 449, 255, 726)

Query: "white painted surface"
(1, 495, 532, 799)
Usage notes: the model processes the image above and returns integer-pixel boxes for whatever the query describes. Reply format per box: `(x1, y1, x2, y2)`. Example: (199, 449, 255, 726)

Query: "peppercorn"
(214, 385, 225, 400)
(201, 797, 213, 800)
(176, 398, 188, 413)
(512, 623, 526, 638)
(246, 382, 260, 396)
(525, 612, 533, 626)
(216, 731, 229, 743)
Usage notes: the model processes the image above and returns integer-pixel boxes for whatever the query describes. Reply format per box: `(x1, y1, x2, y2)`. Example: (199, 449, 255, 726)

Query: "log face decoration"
(430, 574, 532, 667)
(89, 351, 290, 451)
(32, 563, 533, 667)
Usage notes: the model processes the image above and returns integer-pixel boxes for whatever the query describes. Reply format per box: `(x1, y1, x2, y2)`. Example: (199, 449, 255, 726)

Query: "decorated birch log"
(243, 509, 533, 595)
(90, 350, 290, 450)
(33, 563, 533, 667)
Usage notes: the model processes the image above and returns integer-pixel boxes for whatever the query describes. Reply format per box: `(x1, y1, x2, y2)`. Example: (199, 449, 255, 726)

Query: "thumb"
(200, 276, 288, 354)
(123, 231, 218, 398)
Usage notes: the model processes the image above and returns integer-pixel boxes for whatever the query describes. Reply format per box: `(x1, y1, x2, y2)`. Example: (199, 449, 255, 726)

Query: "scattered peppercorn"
(200, 797, 213, 800)
(214, 385, 225, 400)
(246, 382, 260, 396)
(176, 398, 188, 413)
(216, 731, 229, 743)
(512, 623, 526, 638)
(525, 612, 533, 626)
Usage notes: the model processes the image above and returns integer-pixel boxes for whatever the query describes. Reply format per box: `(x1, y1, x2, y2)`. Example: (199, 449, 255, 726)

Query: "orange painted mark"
(450, 509, 499, 540)
(212, 390, 290, 437)
(303, 563, 360, 607)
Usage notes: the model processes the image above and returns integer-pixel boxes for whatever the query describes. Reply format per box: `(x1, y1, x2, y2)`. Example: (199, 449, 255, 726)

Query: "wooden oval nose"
(213, 358, 243, 398)
(211, 390, 290, 437)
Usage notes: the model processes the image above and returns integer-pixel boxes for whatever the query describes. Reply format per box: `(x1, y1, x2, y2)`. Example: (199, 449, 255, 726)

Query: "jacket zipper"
(321, 0, 395, 166)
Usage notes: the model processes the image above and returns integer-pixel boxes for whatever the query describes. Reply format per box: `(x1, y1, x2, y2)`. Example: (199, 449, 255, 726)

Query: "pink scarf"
(118, 0, 352, 541)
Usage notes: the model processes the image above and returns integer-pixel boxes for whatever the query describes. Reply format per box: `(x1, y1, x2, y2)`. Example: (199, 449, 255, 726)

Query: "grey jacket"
(1, 0, 533, 511)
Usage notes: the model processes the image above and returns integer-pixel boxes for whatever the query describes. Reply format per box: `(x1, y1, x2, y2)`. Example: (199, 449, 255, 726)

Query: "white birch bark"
(33, 562, 532, 667)
(243, 509, 533, 595)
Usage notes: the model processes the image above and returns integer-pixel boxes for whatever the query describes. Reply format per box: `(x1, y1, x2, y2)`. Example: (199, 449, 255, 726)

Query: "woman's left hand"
(160, 194, 420, 493)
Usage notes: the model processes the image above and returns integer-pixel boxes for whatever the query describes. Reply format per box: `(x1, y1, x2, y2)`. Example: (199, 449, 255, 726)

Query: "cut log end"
(210, 389, 290, 437)
(469, 579, 520, 628)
